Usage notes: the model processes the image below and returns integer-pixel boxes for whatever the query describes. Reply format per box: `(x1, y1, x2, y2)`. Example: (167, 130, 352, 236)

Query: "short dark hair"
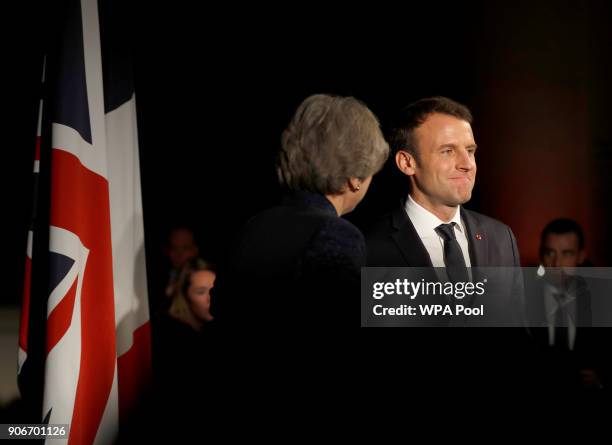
(540, 218, 585, 252)
(389, 96, 473, 157)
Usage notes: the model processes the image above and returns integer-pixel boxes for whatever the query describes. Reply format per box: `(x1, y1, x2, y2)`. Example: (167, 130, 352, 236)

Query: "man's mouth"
(449, 176, 471, 182)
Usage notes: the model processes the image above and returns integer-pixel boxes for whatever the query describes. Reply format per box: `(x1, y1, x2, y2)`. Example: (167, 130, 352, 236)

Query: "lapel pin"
(475, 233, 483, 240)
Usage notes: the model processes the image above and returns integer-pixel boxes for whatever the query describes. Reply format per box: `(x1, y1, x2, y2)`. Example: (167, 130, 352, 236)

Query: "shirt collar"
(405, 194, 462, 236)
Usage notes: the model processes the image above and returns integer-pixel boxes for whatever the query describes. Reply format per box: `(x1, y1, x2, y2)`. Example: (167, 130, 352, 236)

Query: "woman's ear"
(347, 177, 362, 192)
(395, 150, 416, 176)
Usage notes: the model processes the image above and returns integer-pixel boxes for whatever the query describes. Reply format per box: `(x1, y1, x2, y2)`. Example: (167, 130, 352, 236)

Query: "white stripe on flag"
(17, 348, 27, 376)
(36, 99, 43, 137)
(79, 0, 107, 174)
(43, 226, 88, 437)
(51, 123, 106, 178)
(46, 228, 85, 315)
(107, 95, 150, 356)
(26, 230, 33, 259)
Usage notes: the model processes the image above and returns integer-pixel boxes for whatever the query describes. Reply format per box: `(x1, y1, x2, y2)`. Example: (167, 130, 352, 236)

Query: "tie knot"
(436, 223, 457, 241)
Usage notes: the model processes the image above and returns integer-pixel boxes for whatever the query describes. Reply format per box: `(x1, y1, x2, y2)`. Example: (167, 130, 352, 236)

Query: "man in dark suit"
(525, 218, 604, 390)
(363, 97, 532, 391)
(366, 96, 520, 269)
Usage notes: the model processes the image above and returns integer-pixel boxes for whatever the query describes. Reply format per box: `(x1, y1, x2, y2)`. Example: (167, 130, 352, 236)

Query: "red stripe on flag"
(19, 256, 32, 352)
(50, 148, 116, 445)
(118, 321, 152, 425)
(46, 278, 78, 355)
(35, 136, 41, 161)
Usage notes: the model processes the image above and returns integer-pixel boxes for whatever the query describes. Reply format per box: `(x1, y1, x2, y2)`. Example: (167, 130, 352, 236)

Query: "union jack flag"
(18, 0, 151, 443)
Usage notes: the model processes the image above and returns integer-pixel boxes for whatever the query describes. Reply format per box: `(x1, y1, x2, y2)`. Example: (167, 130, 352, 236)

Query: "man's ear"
(395, 150, 417, 176)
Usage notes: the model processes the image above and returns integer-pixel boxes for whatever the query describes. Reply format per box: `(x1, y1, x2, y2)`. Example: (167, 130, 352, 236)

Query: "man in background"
(526, 218, 603, 390)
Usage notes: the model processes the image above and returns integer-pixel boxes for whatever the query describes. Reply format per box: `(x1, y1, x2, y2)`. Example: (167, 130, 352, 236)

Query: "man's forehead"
(544, 232, 581, 249)
(417, 113, 474, 140)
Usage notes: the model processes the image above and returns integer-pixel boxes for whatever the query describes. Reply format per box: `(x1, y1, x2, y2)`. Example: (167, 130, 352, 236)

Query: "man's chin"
(446, 193, 472, 207)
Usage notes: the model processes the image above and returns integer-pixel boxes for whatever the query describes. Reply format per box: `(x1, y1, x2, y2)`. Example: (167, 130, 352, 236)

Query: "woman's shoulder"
(305, 217, 366, 266)
(154, 310, 193, 338)
(318, 216, 364, 242)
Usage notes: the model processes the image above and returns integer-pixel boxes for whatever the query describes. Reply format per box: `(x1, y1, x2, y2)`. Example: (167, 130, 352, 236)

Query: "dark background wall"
(474, 1, 612, 266)
(5, 0, 612, 305)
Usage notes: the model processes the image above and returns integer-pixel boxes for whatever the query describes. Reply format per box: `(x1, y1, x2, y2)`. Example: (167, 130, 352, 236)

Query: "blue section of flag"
(52, 0, 92, 144)
(99, 0, 135, 113)
(49, 252, 75, 294)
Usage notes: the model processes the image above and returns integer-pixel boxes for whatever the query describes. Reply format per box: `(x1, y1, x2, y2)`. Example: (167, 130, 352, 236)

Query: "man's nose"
(456, 149, 475, 171)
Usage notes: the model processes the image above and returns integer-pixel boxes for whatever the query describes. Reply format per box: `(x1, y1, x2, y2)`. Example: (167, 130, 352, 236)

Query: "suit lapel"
(390, 205, 487, 267)
(461, 208, 488, 267)
(390, 205, 433, 267)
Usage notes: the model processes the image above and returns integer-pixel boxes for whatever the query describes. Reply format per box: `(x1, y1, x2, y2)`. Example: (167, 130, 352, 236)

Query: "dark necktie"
(553, 296, 569, 351)
(435, 223, 469, 283)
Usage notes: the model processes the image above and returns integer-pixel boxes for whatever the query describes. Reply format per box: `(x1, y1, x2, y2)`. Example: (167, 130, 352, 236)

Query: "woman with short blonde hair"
(278, 94, 389, 209)
(227, 94, 389, 325)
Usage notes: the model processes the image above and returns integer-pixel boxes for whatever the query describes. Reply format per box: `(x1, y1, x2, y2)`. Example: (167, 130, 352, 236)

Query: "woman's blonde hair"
(277, 94, 389, 194)
(168, 257, 215, 331)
